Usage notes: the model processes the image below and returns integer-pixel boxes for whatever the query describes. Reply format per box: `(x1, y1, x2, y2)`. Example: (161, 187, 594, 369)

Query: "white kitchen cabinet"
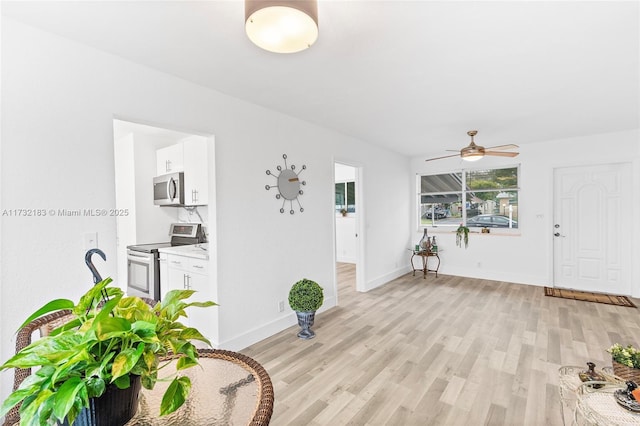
(182, 138, 208, 206)
(155, 137, 208, 206)
(163, 253, 210, 328)
(156, 144, 184, 175)
(166, 254, 209, 289)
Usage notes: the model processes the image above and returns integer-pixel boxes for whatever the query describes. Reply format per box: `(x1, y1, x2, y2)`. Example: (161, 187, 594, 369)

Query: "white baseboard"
(217, 314, 296, 351)
(220, 296, 337, 351)
(441, 267, 549, 287)
(364, 266, 412, 292)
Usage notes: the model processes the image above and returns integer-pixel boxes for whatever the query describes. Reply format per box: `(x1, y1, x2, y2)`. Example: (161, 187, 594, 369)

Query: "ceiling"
(2, 1, 638, 157)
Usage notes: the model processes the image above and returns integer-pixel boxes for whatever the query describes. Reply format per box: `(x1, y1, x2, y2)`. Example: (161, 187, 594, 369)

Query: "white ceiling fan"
(425, 130, 519, 162)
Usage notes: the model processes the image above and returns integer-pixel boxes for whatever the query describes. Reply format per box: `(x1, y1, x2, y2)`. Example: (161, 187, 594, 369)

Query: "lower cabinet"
(161, 254, 210, 328)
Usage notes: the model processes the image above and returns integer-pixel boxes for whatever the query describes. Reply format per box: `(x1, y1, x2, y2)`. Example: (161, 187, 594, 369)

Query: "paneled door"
(553, 163, 631, 294)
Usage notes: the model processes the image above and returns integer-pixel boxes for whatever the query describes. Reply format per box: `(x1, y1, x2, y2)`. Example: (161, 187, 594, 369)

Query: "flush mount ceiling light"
(245, 0, 318, 53)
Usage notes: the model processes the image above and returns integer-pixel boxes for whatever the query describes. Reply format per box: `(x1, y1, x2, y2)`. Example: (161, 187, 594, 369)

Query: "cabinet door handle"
(166, 159, 171, 172)
(193, 265, 204, 269)
(183, 274, 191, 289)
(192, 189, 198, 203)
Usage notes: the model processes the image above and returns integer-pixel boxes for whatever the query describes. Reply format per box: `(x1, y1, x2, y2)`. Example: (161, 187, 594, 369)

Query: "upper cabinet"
(156, 137, 208, 206)
(182, 138, 208, 205)
(156, 143, 184, 175)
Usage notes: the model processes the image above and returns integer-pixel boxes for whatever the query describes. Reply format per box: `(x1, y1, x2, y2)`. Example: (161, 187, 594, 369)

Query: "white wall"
(411, 129, 640, 294)
(0, 17, 412, 401)
(113, 132, 137, 290)
(335, 217, 357, 263)
(335, 163, 356, 182)
(132, 134, 179, 244)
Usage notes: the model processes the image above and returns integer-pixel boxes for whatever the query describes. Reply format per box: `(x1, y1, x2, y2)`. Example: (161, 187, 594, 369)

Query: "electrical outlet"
(278, 301, 285, 312)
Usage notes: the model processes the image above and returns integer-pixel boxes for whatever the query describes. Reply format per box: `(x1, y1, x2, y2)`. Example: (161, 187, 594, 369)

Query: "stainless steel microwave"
(153, 172, 184, 206)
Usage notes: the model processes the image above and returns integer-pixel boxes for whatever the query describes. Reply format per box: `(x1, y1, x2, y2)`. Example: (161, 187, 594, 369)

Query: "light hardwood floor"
(243, 264, 640, 425)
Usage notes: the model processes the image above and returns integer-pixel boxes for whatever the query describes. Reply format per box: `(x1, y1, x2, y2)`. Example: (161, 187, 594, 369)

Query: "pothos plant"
(456, 225, 470, 249)
(0, 277, 216, 425)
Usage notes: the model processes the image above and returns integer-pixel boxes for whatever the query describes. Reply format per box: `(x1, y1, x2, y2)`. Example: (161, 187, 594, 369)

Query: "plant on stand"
(456, 224, 470, 248)
(288, 278, 324, 340)
(0, 278, 216, 425)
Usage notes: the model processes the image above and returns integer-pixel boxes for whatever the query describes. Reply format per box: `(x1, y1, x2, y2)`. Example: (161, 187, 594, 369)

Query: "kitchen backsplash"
(178, 206, 208, 239)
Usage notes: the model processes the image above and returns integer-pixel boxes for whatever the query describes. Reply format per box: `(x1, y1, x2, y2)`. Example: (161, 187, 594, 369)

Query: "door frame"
(333, 159, 365, 300)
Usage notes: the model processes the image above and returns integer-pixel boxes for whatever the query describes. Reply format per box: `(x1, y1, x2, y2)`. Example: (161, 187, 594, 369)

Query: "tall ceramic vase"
(419, 228, 431, 251)
(295, 311, 316, 339)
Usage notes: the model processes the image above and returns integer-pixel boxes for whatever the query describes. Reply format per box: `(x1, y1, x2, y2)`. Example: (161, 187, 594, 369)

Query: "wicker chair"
(3, 309, 74, 426)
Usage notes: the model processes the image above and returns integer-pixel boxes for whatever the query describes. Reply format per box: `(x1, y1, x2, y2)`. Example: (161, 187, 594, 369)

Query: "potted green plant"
(288, 278, 324, 340)
(607, 343, 640, 382)
(0, 277, 216, 425)
(456, 224, 470, 248)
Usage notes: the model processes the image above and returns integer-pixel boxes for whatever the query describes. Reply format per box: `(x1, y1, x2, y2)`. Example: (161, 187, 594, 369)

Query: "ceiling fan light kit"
(460, 131, 484, 161)
(245, 0, 319, 53)
(425, 130, 519, 162)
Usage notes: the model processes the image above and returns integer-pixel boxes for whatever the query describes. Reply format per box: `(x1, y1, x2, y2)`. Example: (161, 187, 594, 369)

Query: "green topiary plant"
(288, 278, 324, 312)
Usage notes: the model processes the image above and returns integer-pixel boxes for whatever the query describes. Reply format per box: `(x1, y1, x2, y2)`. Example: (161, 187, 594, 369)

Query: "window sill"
(425, 228, 521, 237)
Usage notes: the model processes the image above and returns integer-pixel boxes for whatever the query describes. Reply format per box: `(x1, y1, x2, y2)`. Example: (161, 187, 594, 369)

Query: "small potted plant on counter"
(288, 278, 324, 340)
(0, 277, 216, 425)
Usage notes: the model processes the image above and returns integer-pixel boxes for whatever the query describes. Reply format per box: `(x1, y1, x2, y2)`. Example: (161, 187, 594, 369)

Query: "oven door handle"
(128, 252, 151, 259)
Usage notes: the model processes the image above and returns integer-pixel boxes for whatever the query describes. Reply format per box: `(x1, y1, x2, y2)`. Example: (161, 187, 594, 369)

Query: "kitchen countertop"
(159, 243, 209, 260)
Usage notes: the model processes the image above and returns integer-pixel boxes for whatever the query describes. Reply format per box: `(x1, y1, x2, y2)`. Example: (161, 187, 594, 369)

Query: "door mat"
(544, 287, 636, 308)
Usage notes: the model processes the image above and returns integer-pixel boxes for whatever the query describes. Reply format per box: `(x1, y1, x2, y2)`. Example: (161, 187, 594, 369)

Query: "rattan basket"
(612, 360, 640, 383)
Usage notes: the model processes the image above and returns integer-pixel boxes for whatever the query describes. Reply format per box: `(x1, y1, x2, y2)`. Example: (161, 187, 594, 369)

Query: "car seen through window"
(466, 214, 518, 228)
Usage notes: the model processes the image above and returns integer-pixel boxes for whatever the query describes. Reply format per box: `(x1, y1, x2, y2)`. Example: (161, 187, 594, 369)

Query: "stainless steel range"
(127, 223, 206, 301)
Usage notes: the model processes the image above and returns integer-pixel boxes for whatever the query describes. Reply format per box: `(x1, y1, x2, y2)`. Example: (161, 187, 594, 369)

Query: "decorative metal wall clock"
(265, 154, 307, 214)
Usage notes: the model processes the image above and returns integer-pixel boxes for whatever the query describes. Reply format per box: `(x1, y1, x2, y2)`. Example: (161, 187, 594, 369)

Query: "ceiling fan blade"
(486, 144, 519, 151)
(425, 153, 460, 162)
(484, 151, 519, 157)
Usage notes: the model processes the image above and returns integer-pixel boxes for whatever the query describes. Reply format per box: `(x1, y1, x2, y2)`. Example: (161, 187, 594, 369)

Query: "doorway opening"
(334, 162, 364, 298)
(112, 118, 214, 289)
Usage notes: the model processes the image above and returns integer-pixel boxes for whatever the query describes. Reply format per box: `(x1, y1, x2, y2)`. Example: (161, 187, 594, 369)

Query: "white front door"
(553, 163, 631, 294)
